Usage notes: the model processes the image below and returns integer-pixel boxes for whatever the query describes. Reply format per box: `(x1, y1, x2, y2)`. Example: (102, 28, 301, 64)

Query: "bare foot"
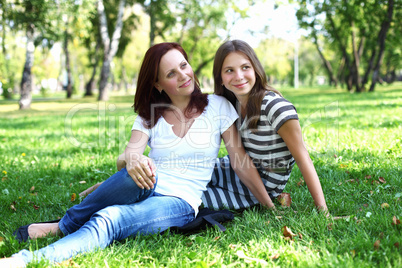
(0, 257, 26, 268)
(28, 222, 62, 239)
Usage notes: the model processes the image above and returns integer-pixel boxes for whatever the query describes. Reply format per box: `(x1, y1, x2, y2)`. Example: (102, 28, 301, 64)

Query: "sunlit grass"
(1, 84, 401, 267)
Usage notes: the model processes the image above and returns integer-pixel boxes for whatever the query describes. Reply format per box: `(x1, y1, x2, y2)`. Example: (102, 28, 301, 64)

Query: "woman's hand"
(125, 153, 156, 190)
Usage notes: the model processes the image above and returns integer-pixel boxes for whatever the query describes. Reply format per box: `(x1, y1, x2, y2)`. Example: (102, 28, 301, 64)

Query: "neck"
(236, 96, 248, 118)
(170, 96, 191, 113)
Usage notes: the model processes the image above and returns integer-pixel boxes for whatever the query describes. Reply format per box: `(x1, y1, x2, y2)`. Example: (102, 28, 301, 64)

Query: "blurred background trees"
(0, 0, 400, 109)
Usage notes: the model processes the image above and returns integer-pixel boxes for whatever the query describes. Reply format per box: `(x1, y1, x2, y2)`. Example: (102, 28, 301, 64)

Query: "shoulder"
(208, 94, 227, 104)
(261, 91, 296, 113)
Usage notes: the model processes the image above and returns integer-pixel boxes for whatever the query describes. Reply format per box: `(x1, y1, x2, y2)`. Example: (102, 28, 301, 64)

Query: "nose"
(235, 70, 243, 81)
(178, 69, 187, 81)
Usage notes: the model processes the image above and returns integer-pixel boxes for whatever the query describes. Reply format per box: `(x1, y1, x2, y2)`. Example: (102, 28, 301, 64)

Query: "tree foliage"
(295, 0, 399, 92)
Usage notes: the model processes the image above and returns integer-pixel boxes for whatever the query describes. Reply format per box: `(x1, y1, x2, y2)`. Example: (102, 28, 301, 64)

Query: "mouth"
(180, 79, 192, 88)
(233, 82, 248, 89)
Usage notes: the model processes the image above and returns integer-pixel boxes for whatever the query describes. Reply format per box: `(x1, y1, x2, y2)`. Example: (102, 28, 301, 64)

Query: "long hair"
(133, 42, 208, 128)
(213, 39, 282, 129)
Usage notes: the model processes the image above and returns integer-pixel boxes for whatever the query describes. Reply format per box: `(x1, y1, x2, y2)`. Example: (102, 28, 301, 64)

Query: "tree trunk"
(84, 41, 101, 97)
(327, 13, 352, 91)
(97, 0, 126, 101)
(1, 11, 12, 99)
(64, 21, 73, 99)
(351, 21, 362, 92)
(369, 0, 394, 92)
(19, 23, 35, 110)
(312, 31, 338, 87)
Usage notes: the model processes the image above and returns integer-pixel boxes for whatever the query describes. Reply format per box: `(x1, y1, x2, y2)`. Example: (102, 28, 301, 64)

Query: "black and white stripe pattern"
(202, 92, 298, 210)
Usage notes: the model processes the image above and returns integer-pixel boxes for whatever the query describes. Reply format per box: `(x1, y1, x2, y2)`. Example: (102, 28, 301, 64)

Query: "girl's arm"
(277, 119, 328, 213)
(222, 124, 275, 209)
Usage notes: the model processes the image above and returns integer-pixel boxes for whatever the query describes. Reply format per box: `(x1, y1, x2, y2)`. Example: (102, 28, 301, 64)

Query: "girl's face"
(221, 52, 256, 100)
(155, 49, 194, 99)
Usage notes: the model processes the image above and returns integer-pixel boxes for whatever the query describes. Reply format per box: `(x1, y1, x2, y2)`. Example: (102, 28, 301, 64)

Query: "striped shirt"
(202, 92, 299, 210)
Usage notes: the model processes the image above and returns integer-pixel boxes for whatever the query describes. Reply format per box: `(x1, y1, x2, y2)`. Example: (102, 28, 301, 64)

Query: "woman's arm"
(120, 130, 156, 190)
(79, 130, 155, 196)
(277, 119, 328, 213)
(222, 124, 275, 209)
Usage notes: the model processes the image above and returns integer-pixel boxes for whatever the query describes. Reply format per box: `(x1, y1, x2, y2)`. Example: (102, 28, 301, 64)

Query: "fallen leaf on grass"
(394, 242, 400, 248)
(236, 250, 268, 265)
(29, 186, 35, 192)
(381, 203, 390, 209)
(2, 177, 7, 182)
(297, 178, 304, 187)
(277, 193, 292, 207)
(0, 236, 4, 242)
(213, 236, 220, 241)
(79, 181, 86, 184)
(270, 253, 280, 260)
(228, 244, 237, 250)
(71, 193, 77, 202)
(373, 240, 380, 250)
(282, 226, 296, 238)
(378, 177, 386, 184)
(327, 223, 333, 231)
(392, 216, 400, 225)
(298, 232, 303, 239)
(10, 204, 16, 211)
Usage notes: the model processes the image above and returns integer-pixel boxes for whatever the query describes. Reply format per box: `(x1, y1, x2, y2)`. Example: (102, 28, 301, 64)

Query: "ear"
(155, 83, 163, 93)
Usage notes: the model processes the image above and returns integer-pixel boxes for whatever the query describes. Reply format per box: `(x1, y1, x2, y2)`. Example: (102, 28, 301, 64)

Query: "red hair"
(133, 42, 208, 128)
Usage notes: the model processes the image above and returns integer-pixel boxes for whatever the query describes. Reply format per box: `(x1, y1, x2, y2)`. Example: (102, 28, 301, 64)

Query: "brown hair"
(213, 39, 282, 129)
(133, 42, 208, 128)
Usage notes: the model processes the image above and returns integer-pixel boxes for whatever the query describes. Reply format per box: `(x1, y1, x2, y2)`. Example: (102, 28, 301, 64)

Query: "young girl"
(201, 39, 328, 212)
(1, 42, 272, 267)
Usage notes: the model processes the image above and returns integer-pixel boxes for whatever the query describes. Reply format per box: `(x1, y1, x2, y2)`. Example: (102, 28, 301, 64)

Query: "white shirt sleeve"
(132, 116, 151, 137)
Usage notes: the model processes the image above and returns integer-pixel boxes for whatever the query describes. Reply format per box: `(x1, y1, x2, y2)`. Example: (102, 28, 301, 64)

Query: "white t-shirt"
(132, 95, 238, 214)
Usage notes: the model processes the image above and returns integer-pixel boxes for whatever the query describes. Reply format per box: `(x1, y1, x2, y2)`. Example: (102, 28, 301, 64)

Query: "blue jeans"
(13, 168, 195, 265)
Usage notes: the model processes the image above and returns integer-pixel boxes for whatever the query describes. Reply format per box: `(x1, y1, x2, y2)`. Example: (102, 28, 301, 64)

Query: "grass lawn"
(0, 83, 401, 267)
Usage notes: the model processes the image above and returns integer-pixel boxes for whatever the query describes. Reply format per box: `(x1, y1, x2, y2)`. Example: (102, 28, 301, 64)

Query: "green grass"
(1, 84, 401, 267)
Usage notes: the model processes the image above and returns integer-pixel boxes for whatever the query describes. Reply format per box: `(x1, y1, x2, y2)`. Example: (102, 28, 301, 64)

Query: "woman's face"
(221, 51, 256, 99)
(155, 49, 194, 99)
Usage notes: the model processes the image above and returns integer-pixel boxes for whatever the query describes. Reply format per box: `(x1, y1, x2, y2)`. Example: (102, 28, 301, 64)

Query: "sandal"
(13, 219, 60, 243)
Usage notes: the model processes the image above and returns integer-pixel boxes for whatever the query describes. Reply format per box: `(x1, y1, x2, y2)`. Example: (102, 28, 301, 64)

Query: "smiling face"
(155, 49, 195, 101)
(220, 51, 256, 102)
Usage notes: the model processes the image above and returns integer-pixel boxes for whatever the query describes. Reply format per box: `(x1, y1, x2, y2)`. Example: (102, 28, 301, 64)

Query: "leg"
(12, 194, 194, 265)
(25, 168, 156, 240)
(59, 168, 157, 235)
(201, 156, 259, 210)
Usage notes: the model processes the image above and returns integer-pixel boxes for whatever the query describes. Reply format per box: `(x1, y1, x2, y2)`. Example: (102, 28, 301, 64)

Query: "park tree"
(296, 0, 397, 92)
(144, 0, 175, 47)
(60, 0, 95, 98)
(169, 0, 251, 79)
(0, 0, 20, 99)
(9, 0, 64, 109)
(255, 38, 293, 85)
(96, 0, 145, 101)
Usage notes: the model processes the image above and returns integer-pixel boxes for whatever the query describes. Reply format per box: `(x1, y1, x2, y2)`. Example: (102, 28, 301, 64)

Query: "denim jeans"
(13, 168, 195, 265)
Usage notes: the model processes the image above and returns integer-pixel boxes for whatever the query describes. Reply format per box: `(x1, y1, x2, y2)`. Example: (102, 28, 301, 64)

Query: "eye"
(181, 62, 188, 69)
(167, 71, 175, 78)
(242, 65, 251, 70)
(224, 69, 233, 73)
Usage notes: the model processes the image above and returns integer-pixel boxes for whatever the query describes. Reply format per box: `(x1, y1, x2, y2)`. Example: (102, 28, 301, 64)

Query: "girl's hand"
(125, 154, 156, 190)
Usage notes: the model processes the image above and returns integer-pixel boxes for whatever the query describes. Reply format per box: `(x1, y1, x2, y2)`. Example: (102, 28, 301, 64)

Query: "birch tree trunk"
(19, 23, 35, 110)
(97, 0, 126, 101)
(64, 19, 73, 99)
